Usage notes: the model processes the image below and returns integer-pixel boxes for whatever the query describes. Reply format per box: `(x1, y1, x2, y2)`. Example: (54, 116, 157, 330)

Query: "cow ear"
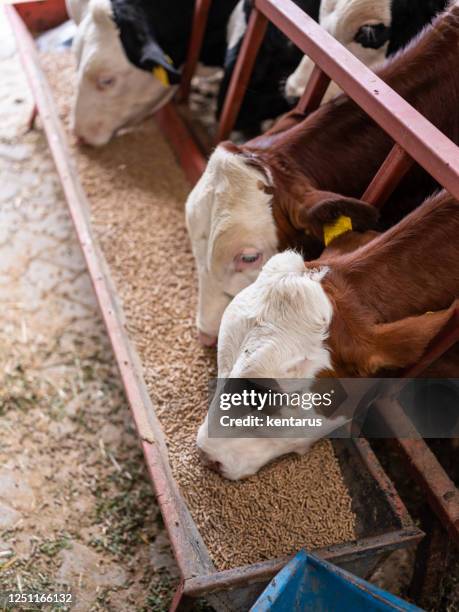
(298, 192, 379, 243)
(140, 40, 181, 84)
(90, 0, 115, 28)
(364, 306, 456, 375)
(240, 152, 274, 193)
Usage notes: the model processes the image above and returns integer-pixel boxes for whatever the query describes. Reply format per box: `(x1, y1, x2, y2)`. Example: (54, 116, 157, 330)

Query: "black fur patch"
(110, 0, 238, 75)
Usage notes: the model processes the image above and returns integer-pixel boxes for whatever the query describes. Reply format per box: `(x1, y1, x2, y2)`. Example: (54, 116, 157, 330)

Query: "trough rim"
(5, 3, 423, 605)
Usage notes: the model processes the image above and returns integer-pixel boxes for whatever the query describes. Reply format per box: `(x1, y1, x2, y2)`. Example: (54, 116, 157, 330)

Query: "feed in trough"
(42, 51, 356, 571)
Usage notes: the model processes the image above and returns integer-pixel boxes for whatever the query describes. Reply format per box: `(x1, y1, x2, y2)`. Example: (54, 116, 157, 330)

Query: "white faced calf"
(196, 252, 340, 480)
(185, 146, 278, 346)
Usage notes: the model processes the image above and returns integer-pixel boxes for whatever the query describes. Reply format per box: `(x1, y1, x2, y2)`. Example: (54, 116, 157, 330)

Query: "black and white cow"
(218, 0, 322, 135)
(286, 0, 448, 100)
(66, 0, 238, 145)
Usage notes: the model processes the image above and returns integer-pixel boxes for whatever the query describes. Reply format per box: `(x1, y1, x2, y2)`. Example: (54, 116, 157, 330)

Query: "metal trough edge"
(5, 5, 423, 608)
(183, 528, 421, 598)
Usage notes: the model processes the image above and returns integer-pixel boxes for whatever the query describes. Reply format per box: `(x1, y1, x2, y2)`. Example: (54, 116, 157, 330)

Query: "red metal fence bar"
(362, 144, 414, 208)
(374, 396, 459, 545)
(296, 64, 331, 115)
(155, 103, 207, 184)
(215, 7, 268, 142)
(177, 0, 212, 103)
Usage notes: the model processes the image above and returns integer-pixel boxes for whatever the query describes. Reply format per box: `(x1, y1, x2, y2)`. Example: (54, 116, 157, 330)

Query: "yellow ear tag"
(323, 215, 353, 246)
(153, 65, 169, 87)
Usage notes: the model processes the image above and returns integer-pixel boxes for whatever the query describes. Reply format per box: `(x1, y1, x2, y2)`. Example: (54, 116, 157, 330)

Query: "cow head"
(196, 251, 333, 479)
(185, 145, 279, 346)
(196, 250, 455, 479)
(285, 0, 391, 99)
(69, 0, 179, 146)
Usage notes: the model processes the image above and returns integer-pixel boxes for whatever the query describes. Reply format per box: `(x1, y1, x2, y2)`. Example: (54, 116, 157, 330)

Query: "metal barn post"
(216, 7, 269, 142)
(177, 0, 212, 103)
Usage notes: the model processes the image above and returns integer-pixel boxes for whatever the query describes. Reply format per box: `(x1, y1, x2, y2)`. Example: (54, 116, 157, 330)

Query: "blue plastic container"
(251, 550, 422, 611)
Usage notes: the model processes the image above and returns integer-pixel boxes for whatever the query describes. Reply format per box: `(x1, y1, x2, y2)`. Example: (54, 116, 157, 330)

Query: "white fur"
(286, 0, 391, 99)
(227, 1, 247, 49)
(185, 146, 278, 338)
(68, 0, 177, 146)
(197, 422, 317, 481)
(66, 0, 90, 25)
(196, 251, 344, 480)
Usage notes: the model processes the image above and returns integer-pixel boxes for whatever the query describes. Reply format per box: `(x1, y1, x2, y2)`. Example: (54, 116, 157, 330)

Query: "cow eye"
(354, 23, 390, 49)
(96, 76, 116, 91)
(241, 253, 261, 264)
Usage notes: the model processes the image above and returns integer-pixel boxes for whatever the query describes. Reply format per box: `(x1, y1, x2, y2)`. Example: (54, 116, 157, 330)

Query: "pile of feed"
(42, 52, 356, 570)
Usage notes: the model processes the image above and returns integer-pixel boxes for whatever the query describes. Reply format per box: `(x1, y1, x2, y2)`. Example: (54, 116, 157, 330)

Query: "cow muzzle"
(198, 330, 217, 347)
(197, 448, 222, 474)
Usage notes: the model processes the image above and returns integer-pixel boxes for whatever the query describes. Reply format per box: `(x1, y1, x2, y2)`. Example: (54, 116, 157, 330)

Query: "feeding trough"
(6, 0, 459, 609)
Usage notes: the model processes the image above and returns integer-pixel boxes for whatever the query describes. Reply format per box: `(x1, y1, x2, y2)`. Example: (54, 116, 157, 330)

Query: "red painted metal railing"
(177, 0, 212, 103)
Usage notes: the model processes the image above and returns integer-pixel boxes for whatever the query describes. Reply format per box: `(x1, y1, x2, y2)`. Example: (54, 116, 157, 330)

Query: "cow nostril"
(198, 330, 217, 347)
(76, 135, 88, 146)
(197, 448, 222, 473)
(210, 460, 222, 474)
(206, 459, 222, 474)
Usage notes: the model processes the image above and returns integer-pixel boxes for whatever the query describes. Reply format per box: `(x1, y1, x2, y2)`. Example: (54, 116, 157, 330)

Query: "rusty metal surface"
(183, 529, 422, 598)
(373, 303, 459, 546)
(15, 0, 67, 33)
(375, 396, 459, 546)
(394, 436, 459, 546)
(177, 0, 212, 103)
(352, 439, 413, 530)
(409, 508, 452, 607)
(296, 64, 331, 115)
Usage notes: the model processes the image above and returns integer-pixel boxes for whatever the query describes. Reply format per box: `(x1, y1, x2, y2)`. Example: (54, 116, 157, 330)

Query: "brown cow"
(186, 3, 459, 344)
(196, 190, 459, 479)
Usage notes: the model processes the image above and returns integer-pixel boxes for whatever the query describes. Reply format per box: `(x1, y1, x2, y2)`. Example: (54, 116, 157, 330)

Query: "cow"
(66, 0, 238, 145)
(218, 0, 322, 134)
(286, 0, 448, 100)
(185, 2, 459, 346)
(196, 190, 459, 480)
